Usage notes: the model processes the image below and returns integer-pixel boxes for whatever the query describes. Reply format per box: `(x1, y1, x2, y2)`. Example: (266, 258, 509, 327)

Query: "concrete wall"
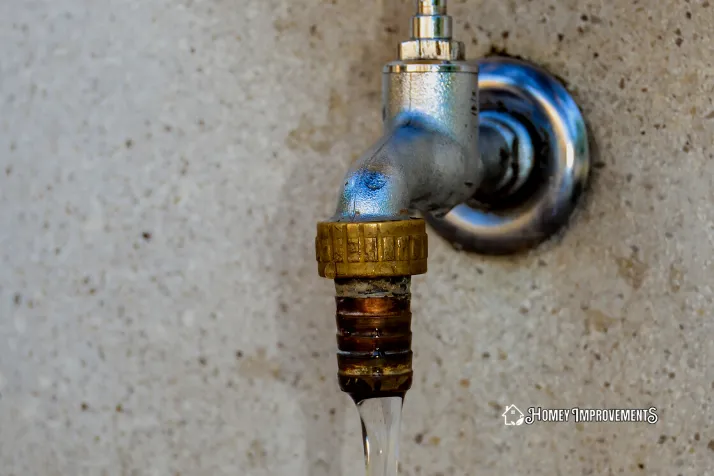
(1, 0, 712, 474)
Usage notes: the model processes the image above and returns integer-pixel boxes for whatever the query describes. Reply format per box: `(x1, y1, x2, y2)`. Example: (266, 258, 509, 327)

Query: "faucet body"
(318, 1, 480, 402)
(334, 64, 481, 221)
(334, 1, 483, 223)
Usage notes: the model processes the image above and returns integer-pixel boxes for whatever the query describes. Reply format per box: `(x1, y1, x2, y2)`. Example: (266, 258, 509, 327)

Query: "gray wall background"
(1, 0, 712, 475)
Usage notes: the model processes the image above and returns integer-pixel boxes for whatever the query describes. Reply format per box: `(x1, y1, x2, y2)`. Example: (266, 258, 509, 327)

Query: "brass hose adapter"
(316, 219, 427, 401)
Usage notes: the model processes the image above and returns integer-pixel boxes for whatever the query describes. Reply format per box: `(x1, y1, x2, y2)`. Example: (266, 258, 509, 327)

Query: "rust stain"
(239, 350, 283, 381)
(286, 90, 348, 154)
(615, 256, 648, 289)
(247, 439, 267, 467)
(668, 265, 684, 293)
(286, 116, 333, 154)
(273, 17, 297, 34)
(584, 309, 620, 334)
(334, 277, 413, 401)
(544, 386, 556, 399)
(327, 89, 346, 116)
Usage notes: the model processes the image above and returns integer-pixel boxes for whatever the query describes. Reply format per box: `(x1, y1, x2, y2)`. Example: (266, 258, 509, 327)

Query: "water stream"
(356, 397, 404, 476)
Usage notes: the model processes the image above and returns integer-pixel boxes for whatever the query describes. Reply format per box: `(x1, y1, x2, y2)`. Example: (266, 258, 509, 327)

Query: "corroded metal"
(335, 277, 413, 401)
(316, 219, 428, 279)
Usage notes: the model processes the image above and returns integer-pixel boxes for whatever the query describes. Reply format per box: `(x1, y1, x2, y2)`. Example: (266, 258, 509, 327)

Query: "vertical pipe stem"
(417, 0, 447, 16)
(412, 0, 452, 41)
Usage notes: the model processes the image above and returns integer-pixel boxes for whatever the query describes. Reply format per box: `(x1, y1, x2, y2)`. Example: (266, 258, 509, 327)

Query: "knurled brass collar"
(316, 219, 428, 279)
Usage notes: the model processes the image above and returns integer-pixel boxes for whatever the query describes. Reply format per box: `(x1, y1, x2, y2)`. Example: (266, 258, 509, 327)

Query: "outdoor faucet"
(315, 0, 590, 402)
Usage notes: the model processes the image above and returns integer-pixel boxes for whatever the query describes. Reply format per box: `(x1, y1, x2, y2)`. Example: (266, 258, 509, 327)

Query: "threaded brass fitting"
(335, 277, 413, 401)
(316, 219, 428, 401)
(315, 219, 428, 279)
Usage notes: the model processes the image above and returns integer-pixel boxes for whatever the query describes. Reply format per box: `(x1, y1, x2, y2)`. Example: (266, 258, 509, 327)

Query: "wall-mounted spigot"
(316, 0, 589, 402)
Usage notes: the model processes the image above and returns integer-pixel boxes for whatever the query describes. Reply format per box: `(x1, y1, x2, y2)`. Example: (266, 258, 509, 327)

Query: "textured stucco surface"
(1, 0, 714, 475)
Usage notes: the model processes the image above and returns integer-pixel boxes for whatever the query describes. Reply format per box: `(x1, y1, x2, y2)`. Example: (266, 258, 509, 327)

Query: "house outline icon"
(502, 404, 525, 426)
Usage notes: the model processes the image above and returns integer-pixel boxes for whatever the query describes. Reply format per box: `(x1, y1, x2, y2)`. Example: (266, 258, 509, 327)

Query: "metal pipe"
(416, 0, 447, 16)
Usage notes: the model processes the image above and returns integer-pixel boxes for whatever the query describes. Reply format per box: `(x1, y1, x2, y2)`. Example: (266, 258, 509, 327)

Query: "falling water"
(356, 396, 404, 476)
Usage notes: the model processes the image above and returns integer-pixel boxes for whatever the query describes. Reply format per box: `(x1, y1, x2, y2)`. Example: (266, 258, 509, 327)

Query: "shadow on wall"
(271, 1, 412, 475)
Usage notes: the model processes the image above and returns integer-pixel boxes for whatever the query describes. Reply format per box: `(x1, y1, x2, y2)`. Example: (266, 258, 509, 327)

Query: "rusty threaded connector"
(316, 219, 427, 401)
(335, 277, 413, 401)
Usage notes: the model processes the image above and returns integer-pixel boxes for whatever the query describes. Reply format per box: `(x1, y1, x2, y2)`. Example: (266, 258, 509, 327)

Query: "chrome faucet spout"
(333, 118, 477, 222)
